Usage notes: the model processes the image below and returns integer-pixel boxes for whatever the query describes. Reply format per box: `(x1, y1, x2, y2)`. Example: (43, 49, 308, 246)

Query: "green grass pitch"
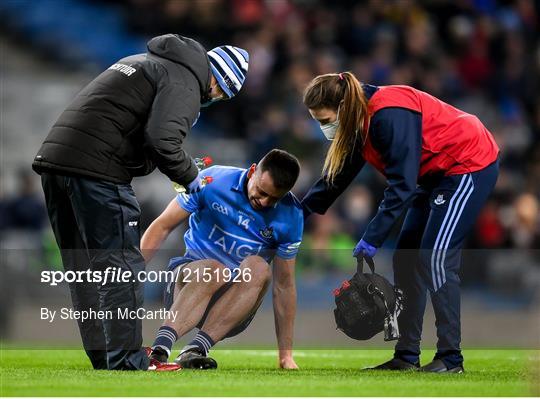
(0, 348, 538, 396)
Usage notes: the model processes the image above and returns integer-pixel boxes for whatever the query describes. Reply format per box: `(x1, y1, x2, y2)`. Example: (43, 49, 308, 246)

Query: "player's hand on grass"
(279, 356, 299, 370)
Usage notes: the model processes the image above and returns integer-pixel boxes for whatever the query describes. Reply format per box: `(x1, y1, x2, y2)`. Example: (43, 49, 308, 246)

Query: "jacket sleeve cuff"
(170, 159, 199, 186)
(300, 202, 313, 219)
(361, 229, 385, 249)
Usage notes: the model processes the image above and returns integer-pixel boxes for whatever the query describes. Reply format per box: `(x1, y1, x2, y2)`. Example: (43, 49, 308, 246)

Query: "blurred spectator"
(505, 193, 540, 250)
(474, 200, 507, 249)
(298, 210, 356, 274)
(341, 185, 374, 238)
(0, 168, 46, 232)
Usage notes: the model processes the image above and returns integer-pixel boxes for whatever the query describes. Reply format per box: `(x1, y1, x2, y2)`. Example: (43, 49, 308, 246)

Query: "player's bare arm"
(141, 199, 191, 262)
(272, 256, 298, 370)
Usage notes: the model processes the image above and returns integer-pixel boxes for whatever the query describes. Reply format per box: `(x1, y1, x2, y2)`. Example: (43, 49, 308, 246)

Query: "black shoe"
(419, 359, 464, 373)
(366, 358, 420, 371)
(149, 347, 169, 363)
(174, 345, 217, 369)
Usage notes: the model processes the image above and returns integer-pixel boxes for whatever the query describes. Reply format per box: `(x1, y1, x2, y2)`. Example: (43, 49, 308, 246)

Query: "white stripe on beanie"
(208, 52, 242, 92)
(215, 47, 246, 79)
(226, 46, 249, 71)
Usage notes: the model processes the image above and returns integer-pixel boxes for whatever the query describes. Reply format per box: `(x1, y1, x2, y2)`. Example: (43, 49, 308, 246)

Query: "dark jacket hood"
(147, 34, 211, 96)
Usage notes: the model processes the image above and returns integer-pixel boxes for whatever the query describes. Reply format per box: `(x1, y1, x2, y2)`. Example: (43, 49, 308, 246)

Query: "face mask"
(321, 120, 339, 140)
(201, 84, 226, 108)
(320, 106, 340, 140)
(201, 97, 222, 108)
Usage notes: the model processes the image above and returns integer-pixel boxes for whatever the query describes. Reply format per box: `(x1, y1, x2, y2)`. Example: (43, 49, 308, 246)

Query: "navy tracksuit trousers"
(393, 160, 499, 368)
(41, 174, 149, 371)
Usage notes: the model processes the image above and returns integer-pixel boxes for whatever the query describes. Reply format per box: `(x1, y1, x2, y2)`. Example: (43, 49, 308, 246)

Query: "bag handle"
(356, 256, 375, 274)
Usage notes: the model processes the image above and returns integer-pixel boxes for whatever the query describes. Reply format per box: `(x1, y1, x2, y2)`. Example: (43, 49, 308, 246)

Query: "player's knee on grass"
(240, 256, 271, 288)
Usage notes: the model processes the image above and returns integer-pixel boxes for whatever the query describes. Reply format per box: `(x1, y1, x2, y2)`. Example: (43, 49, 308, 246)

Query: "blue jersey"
(169, 166, 304, 270)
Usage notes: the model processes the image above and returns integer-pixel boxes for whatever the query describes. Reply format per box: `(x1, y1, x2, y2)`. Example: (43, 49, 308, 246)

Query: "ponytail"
(303, 72, 368, 183)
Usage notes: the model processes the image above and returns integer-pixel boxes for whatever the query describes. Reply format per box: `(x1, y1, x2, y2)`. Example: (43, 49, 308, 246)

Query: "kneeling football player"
(142, 149, 303, 370)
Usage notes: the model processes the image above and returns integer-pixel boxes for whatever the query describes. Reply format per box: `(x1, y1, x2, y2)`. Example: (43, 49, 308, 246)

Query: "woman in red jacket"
(301, 72, 499, 373)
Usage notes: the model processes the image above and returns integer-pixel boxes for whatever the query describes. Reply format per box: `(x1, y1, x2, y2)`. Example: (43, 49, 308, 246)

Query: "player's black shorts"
(163, 263, 257, 339)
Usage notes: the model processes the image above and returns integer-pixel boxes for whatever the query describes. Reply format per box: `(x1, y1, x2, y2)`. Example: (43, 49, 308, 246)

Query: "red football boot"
(144, 347, 182, 372)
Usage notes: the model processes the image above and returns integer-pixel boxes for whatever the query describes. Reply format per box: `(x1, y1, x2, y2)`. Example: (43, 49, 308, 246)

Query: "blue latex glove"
(185, 174, 203, 194)
(353, 239, 377, 259)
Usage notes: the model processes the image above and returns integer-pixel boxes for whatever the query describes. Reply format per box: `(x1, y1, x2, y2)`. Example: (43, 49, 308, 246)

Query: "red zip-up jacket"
(302, 84, 499, 247)
(362, 85, 499, 178)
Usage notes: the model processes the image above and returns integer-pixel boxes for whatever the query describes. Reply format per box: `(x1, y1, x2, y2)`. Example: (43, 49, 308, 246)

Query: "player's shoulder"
(271, 192, 303, 242)
(275, 191, 303, 220)
(197, 165, 245, 199)
(204, 165, 244, 178)
(203, 165, 245, 187)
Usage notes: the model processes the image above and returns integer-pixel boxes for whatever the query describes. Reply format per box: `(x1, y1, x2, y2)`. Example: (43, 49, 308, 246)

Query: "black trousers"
(393, 161, 499, 368)
(41, 174, 149, 370)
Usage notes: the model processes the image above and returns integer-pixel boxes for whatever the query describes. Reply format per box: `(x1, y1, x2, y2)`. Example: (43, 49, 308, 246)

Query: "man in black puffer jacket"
(32, 34, 249, 371)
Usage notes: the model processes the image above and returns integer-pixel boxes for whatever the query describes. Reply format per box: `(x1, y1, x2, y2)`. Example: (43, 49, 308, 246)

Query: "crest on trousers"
(434, 194, 446, 205)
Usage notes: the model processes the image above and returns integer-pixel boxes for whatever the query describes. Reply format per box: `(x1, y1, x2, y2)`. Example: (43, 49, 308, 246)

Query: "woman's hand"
(353, 238, 377, 259)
